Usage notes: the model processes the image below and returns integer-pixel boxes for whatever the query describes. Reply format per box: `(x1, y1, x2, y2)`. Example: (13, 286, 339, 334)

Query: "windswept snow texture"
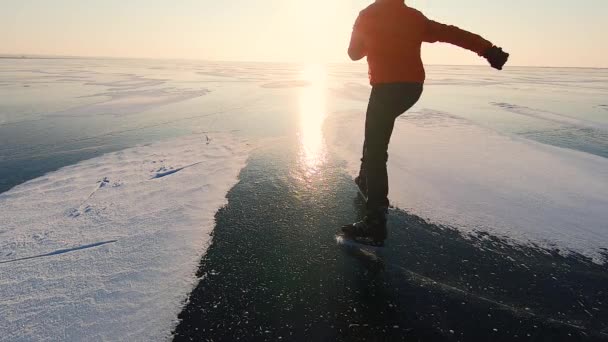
(0, 134, 252, 341)
(57, 88, 209, 117)
(492, 102, 608, 131)
(326, 109, 608, 263)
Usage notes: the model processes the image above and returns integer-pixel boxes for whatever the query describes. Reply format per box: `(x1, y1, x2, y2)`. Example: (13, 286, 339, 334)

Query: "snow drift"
(0, 133, 252, 341)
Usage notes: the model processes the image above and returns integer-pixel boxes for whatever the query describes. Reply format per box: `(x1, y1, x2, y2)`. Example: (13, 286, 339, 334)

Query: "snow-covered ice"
(326, 107, 608, 263)
(491, 101, 608, 131)
(0, 133, 252, 341)
(56, 89, 209, 117)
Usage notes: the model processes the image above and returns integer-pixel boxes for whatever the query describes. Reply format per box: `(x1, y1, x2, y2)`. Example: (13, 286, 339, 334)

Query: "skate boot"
(341, 213, 387, 247)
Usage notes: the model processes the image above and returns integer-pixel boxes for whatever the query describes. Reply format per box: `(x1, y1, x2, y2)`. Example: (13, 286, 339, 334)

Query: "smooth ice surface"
(0, 133, 252, 341)
(326, 108, 608, 263)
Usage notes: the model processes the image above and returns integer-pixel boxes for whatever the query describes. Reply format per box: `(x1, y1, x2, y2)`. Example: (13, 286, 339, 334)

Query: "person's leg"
(342, 83, 423, 244)
(355, 104, 374, 196)
(364, 83, 423, 216)
(355, 90, 376, 194)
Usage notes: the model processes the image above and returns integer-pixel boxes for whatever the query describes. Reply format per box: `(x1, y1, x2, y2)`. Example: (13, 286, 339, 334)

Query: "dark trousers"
(360, 83, 423, 215)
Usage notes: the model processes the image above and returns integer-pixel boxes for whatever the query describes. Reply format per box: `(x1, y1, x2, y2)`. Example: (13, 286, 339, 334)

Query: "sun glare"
(298, 64, 328, 178)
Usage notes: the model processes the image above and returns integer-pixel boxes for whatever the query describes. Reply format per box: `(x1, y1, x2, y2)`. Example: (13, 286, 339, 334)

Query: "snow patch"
(492, 102, 608, 131)
(0, 133, 253, 341)
(260, 80, 310, 88)
(55, 88, 209, 117)
(85, 76, 166, 91)
(325, 109, 608, 263)
(330, 82, 370, 102)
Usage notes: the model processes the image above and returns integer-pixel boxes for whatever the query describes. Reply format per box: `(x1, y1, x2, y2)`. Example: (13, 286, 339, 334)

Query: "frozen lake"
(1, 58, 607, 341)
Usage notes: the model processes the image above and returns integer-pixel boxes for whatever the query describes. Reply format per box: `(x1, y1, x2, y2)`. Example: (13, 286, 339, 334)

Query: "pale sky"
(1, 0, 607, 67)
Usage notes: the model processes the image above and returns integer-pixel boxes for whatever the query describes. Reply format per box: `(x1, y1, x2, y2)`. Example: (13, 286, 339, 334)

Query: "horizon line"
(1, 53, 606, 70)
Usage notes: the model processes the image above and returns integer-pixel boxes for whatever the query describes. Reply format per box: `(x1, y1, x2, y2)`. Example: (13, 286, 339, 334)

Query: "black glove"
(483, 46, 509, 70)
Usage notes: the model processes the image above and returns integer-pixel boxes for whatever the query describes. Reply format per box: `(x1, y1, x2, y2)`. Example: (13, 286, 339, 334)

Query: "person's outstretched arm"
(423, 20, 492, 56)
(423, 18, 509, 70)
(348, 15, 366, 61)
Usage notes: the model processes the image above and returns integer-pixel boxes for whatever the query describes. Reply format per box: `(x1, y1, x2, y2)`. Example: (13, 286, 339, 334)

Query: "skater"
(341, 0, 509, 246)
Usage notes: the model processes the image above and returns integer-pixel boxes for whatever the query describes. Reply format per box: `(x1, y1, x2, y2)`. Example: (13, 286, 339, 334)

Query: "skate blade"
(335, 233, 383, 250)
(335, 234, 384, 267)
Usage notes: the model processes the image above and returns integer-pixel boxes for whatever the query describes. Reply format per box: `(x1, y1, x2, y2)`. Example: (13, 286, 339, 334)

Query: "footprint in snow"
(68, 208, 81, 218)
(68, 204, 103, 218)
(98, 177, 111, 188)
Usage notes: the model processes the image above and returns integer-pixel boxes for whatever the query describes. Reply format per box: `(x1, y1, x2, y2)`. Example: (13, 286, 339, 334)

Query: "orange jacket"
(349, 0, 493, 85)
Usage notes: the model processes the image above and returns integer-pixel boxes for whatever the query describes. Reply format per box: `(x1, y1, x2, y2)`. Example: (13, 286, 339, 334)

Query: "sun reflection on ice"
(298, 64, 328, 179)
